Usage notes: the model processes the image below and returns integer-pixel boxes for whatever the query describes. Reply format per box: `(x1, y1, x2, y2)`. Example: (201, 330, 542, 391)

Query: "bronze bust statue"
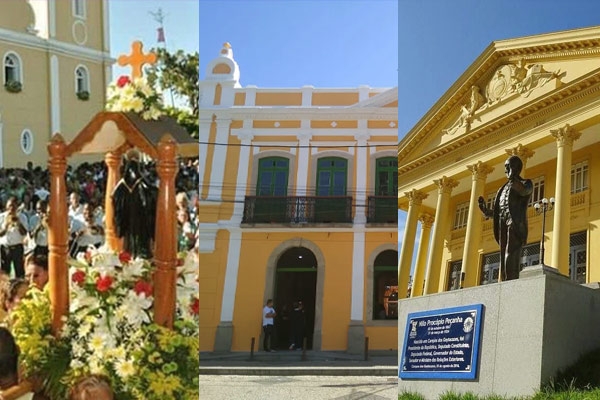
(478, 156, 533, 281)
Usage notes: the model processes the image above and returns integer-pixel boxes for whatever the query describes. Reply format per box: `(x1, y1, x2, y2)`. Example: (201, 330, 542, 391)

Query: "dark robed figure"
(478, 156, 533, 281)
(112, 150, 158, 258)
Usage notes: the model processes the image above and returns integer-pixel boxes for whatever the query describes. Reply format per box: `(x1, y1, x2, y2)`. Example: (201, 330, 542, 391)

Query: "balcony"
(367, 196, 398, 224)
(242, 196, 353, 224)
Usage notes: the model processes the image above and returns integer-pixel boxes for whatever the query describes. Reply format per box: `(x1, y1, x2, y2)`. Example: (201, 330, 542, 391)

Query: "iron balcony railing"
(367, 196, 398, 223)
(242, 196, 353, 224)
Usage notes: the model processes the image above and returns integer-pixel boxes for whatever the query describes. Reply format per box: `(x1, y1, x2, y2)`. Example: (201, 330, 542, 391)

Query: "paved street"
(199, 375, 397, 400)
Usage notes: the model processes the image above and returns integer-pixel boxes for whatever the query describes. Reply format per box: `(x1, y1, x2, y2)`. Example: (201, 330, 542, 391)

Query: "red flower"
(177, 257, 185, 266)
(96, 275, 114, 292)
(190, 298, 199, 315)
(119, 251, 132, 264)
(116, 75, 131, 88)
(134, 280, 153, 297)
(72, 270, 86, 286)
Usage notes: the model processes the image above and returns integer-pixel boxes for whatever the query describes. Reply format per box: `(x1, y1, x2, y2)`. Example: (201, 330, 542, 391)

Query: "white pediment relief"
(442, 60, 563, 137)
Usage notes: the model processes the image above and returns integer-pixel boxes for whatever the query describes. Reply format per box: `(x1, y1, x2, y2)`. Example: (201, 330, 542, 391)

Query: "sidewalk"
(200, 350, 398, 376)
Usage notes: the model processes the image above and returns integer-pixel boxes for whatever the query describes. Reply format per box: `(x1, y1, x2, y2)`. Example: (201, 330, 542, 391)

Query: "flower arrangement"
(4, 79, 22, 93)
(11, 247, 199, 400)
(106, 75, 163, 120)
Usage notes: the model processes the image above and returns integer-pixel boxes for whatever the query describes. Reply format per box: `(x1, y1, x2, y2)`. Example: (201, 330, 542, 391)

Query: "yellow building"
(0, 0, 112, 167)
(398, 26, 600, 297)
(199, 43, 398, 353)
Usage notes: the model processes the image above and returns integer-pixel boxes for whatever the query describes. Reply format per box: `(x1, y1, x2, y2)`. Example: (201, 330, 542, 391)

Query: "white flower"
(117, 291, 152, 328)
(121, 258, 146, 279)
(115, 359, 136, 379)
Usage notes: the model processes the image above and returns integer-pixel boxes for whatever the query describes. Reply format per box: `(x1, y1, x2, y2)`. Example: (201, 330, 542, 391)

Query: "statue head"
(504, 155, 523, 179)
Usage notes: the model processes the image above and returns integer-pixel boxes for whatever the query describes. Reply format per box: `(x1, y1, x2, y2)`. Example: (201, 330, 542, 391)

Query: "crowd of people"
(0, 156, 199, 399)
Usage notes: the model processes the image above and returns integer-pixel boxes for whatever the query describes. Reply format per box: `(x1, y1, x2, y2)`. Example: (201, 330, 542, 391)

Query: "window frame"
(256, 156, 289, 196)
(571, 161, 588, 194)
(72, 0, 86, 19)
(3, 51, 23, 86)
(453, 201, 469, 230)
(20, 129, 34, 155)
(374, 157, 398, 196)
(74, 64, 90, 94)
(316, 157, 347, 196)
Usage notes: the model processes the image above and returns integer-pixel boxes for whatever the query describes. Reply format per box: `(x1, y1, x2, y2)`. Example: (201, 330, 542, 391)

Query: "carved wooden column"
(398, 189, 428, 299)
(461, 161, 494, 288)
(550, 124, 581, 276)
(411, 213, 434, 297)
(153, 134, 179, 328)
(104, 149, 124, 252)
(47, 134, 69, 335)
(424, 176, 458, 294)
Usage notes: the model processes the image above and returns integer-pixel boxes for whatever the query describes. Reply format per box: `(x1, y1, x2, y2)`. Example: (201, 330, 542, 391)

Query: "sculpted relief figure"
(478, 156, 532, 281)
(443, 85, 486, 135)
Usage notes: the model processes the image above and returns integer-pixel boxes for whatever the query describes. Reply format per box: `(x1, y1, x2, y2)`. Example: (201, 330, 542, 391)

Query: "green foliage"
(146, 48, 199, 138)
(398, 391, 426, 400)
(4, 79, 22, 93)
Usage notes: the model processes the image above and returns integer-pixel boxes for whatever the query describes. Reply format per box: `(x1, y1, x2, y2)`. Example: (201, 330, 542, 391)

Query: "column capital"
(433, 176, 459, 194)
(404, 189, 428, 206)
(505, 143, 535, 162)
(215, 117, 232, 127)
(551, 124, 582, 147)
(297, 130, 313, 143)
(467, 161, 494, 181)
(233, 129, 254, 143)
(418, 213, 435, 229)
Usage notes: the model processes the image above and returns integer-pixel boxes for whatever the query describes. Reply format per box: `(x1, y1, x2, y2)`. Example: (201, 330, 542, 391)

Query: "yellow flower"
(148, 372, 181, 397)
(115, 359, 135, 379)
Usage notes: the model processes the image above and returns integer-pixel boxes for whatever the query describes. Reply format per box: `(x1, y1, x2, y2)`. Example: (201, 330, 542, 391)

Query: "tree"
(146, 48, 199, 139)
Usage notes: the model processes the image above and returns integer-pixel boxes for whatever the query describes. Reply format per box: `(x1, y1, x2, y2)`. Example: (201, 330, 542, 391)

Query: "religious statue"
(478, 156, 533, 281)
(112, 150, 158, 258)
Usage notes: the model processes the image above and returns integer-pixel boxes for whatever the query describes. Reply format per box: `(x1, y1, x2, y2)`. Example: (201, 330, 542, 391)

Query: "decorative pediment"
(399, 26, 600, 167)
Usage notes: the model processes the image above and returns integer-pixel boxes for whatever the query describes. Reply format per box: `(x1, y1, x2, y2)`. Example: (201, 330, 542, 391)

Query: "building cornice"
(0, 27, 114, 64)
(398, 69, 600, 184)
(200, 106, 397, 121)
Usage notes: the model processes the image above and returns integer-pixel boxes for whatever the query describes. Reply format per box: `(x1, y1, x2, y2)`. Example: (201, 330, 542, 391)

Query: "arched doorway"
(373, 250, 399, 320)
(273, 247, 317, 350)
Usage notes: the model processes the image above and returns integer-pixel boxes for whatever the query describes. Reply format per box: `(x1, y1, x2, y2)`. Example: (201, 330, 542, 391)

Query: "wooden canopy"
(47, 111, 189, 333)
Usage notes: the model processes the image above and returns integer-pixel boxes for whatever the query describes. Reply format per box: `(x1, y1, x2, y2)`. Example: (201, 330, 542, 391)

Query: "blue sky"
(199, 0, 398, 88)
(398, 1, 600, 280)
(109, 0, 199, 79)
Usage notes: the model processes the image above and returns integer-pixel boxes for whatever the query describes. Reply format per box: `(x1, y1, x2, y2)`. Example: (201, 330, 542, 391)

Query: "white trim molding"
(50, 55, 60, 135)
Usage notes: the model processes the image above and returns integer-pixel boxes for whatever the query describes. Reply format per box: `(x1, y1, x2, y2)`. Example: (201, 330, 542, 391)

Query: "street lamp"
(533, 197, 555, 266)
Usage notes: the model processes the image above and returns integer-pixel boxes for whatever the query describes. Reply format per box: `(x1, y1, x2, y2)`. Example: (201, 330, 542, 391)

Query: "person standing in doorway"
(262, 299, 277, 352)
(289, 300, 305, 350)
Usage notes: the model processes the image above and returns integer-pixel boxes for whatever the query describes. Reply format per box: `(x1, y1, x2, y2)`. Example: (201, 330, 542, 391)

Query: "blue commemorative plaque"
(399, 304, 483, 380)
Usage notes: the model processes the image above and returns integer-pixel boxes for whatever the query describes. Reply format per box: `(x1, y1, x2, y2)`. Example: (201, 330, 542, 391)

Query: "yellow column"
(505, 144, 535, 175)
(398, 189, 428, 299)
(411, 213, 434, 297)
(550, 124, 581, 275)
(424, 177, 459, 294)
(460, 162, 494, 288)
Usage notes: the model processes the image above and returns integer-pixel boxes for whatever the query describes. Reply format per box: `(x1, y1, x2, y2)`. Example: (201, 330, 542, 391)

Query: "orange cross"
(117, 41, 157, 79)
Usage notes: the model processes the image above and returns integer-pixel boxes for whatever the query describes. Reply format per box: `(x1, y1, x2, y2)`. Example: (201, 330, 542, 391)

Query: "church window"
(373, 250, 398, 320)
(73, 0, 86, 19)
(453, 201, 469, 230)
(20, 129, 34, 155)
(75, 65, 90, 99)
(3, 52, 22, 91)
(571, 161, 588, 194)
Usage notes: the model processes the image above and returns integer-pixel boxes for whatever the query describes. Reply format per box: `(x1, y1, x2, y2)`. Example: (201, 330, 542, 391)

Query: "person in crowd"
(68, 374, 114, 400)
(0, 327, 34, 400)
(24, 254, 48, 290)
(262, 299, 277, 352)
(68, 192, 84, 223)
(0, 278, 28, 316)
(0, 197, 29, 278)
(73, 203, 104, 256)
(177, 209, 195, 252)
(28, 200, 49, 258)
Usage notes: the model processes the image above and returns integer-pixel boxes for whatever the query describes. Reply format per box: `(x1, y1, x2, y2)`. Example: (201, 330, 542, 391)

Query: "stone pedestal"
(398, 265, 600, 398)
(213, 322, 234, 353)
(347, 320, 365, 355)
